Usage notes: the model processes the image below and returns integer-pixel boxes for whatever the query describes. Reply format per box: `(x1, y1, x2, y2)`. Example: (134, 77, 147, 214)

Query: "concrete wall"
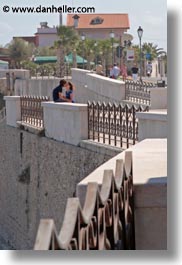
(15, 78, 60, 100)
(0, 121, 115, 249)
(0, 69, 30, 79)
(150, 87, 167, 109)
(72, 68, 125, 103)
(136, 110, 167, 141)
(4, 96, 21, 127)
(42, 102, 88, 146)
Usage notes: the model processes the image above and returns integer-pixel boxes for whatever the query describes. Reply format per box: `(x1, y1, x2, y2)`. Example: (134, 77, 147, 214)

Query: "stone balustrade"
(4, 96, 167, 148)
(76, 138, 167, 250)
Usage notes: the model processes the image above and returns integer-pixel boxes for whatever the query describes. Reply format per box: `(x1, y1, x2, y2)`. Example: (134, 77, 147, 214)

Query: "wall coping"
(4, 96, 20, 101)
(79, 140, 123, 157)
(76, 139, 167, 208)
(136, 110, 167, 121)
(150, 86, 167, 91)
(87, 73, 124, 84)
(41, 101, 87, 111)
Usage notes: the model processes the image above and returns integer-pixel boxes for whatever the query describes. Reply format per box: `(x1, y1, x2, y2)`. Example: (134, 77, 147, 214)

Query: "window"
(90, 17, 104, 25)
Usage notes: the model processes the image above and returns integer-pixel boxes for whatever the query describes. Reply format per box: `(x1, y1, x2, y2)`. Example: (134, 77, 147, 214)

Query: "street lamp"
(137, 26, 143, 82)
(81, 32, 86, 69)
(110, 30, 115, 66)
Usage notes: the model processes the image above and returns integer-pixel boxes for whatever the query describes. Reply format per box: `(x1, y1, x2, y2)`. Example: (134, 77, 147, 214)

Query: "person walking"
(121, 63, 127, 81)
(111, 63, 121, 79)
(131, 64, 139, 81)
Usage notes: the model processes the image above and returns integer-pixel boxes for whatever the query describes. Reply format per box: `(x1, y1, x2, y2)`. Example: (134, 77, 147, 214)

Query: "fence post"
(4, 96, 21, 127)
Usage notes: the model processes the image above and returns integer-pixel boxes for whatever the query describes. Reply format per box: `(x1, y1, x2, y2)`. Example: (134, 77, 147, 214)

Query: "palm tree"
(55, 25, 78, 77)
(99, 39, 113, 75)
(8, 38, 34, 68)
(76, 39, 96, 70)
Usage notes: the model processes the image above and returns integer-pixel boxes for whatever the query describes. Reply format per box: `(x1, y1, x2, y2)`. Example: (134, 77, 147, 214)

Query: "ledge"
(41, 102, 87, 111)
(79, 140, 123, 157)
(136, 110, 167, 121)
(4, 96, 20, 101)
(16, 121, 44, 136)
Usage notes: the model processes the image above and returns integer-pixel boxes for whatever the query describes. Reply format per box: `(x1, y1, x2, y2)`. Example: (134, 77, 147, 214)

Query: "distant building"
(12, 14, 131, 48)
(13, 22, 58, 47)
(35, 22, 58, 47)
(67, 13, 130, 41)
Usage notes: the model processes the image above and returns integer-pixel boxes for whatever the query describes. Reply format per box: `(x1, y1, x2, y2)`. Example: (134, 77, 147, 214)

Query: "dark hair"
(60, 79, 67, 87)
(68, 82, 74, 91)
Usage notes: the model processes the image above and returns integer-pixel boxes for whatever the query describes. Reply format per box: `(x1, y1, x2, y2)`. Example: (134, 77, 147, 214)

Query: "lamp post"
(71, 15, 80, 69)
(137, 26, 143, 82)
(81, 32, 85, 69)
(110, 30, 115, 66)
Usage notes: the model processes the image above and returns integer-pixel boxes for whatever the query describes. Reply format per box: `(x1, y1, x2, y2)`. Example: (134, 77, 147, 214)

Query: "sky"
(0, 0, 167, 50)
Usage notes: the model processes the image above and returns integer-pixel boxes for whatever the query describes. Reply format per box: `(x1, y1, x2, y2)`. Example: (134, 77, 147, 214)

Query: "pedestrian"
(52, 79, 71, 102)
(111, 63, 121, 79)
(146, 61, 152, 77)
(131, 64, 139, 81)
(96, 61, 104, 76)
(121, 63, 127, 81)
(65, 82, 75, 103)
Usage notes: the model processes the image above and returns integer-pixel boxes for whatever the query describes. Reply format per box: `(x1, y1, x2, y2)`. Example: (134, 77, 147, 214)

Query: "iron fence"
(20, 96, 49, 128)
(125, 80, 156, 105)
(34, 151, 135, 250)
(88, 101, 149, 148)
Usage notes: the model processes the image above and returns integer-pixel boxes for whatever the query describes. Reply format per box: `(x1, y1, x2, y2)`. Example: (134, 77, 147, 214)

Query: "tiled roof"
(67, 13, 130, 29)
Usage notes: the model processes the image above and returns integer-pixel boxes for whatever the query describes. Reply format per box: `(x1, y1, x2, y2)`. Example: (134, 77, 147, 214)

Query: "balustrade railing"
(20, 96, 49, 128)
(88, 101, 149, 148)
(125, 80, 156, 105)
(34, 151, 135, 250)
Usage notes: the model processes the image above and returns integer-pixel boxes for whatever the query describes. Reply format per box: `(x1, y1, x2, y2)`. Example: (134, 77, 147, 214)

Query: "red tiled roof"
(67, 13, 130, 29)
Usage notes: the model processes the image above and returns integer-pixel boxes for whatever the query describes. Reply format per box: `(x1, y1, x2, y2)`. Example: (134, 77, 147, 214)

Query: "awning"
(0, 60, 9, 65)
(34, 54, 87, 64)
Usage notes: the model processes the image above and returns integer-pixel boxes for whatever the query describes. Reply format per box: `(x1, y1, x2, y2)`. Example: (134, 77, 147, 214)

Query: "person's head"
(66, 82, 75, 91)
(114, 63, 117, 67)
(60, 79, 67, 88)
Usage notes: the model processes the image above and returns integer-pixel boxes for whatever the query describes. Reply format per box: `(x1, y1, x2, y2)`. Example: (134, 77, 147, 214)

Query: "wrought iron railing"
(20, 96, 49, 128)
(34, 151, 135, 250)
(88, 101, 149, 148)
(125, 80, 156, 105)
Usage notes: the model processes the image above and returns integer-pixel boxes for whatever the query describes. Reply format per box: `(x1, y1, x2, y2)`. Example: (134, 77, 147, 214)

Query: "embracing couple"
(53, 79, 75, 103)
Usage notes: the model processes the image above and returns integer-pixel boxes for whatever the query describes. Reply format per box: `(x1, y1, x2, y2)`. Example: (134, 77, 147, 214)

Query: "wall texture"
(0, 121, 115, 249)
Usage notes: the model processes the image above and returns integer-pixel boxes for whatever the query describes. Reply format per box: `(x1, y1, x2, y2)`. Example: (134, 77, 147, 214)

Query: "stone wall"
(0, 121, 116, 249)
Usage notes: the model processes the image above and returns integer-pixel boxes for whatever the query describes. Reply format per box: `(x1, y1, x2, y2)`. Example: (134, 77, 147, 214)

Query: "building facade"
(67, 13, 130, 42)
